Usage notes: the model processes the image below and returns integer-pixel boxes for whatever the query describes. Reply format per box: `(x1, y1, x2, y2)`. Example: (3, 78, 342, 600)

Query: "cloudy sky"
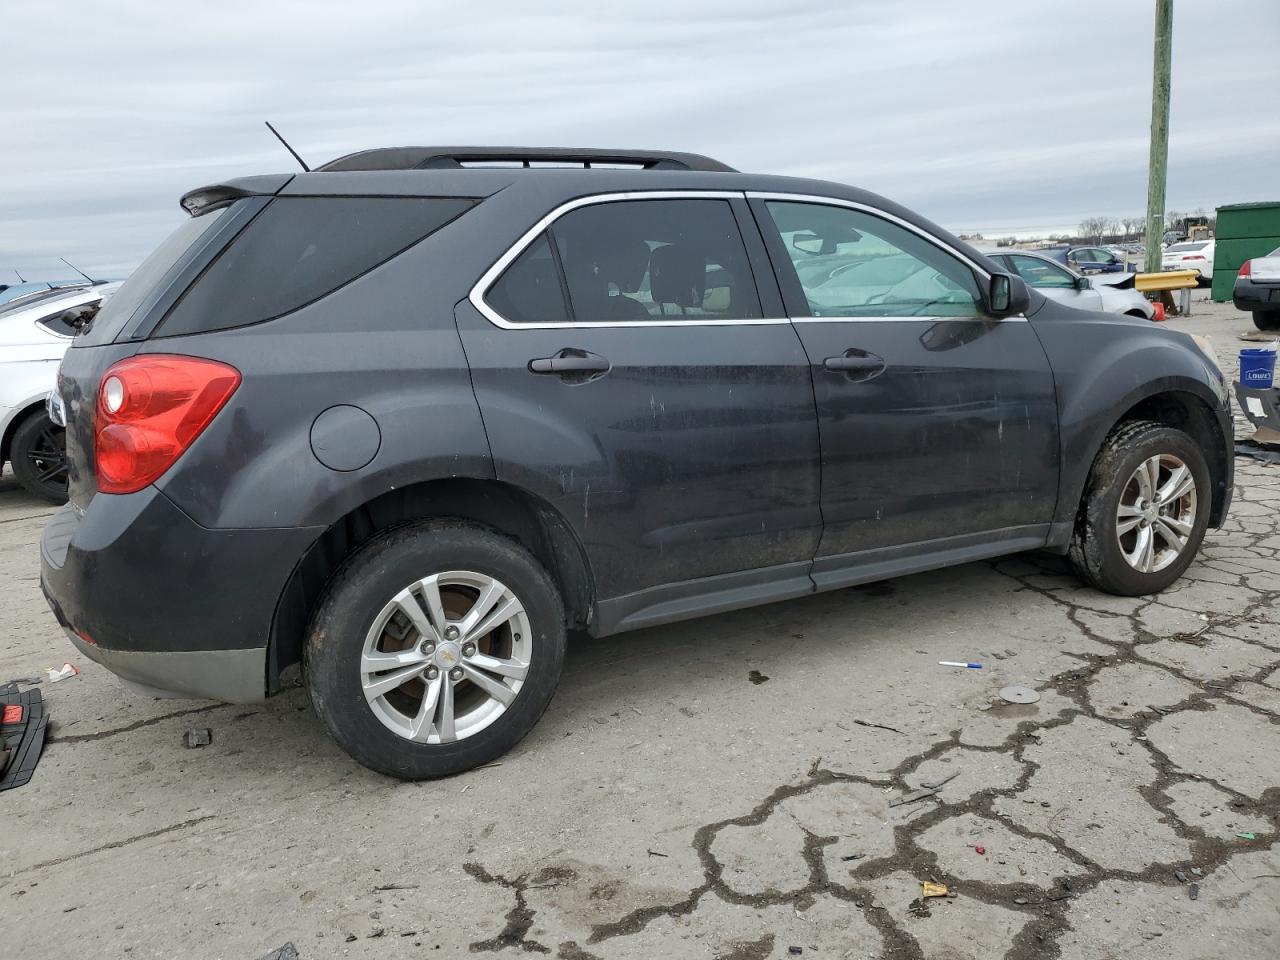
(4, 0, 1278, 279)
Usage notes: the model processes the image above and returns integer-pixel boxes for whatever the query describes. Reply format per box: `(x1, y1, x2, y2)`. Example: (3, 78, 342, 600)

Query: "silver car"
(982, 248, 1155, 320)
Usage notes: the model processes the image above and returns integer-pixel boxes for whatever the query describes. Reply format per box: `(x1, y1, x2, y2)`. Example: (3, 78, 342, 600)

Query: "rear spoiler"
(179, 174, 294, 217)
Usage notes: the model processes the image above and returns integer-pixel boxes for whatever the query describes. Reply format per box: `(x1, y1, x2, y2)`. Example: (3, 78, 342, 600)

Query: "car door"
(1003, 253, 1103, 311)
(455, 193, 822, 631)
(748, 194, 1059, 587)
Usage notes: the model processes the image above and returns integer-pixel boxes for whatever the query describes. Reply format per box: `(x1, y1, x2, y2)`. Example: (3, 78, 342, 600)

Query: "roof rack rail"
(317, 146, 736, 174)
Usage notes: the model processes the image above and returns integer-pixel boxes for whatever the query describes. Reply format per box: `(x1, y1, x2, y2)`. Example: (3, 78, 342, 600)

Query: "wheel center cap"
(1145, 504, 1159, 522)
(434, 641, 462, 670)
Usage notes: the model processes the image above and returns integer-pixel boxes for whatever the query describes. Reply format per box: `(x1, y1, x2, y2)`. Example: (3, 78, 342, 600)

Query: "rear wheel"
(1253, 310, 1280, 331)
(10, 410, 68, 503)
(1069, 420, 1210, 595)
(306, 520, 566, 779)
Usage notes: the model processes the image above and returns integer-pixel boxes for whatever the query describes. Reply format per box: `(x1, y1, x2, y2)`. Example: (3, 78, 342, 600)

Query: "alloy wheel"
(1115, 453, 1197, 574)
(26, 423, 68, 494)
(360, 571, 531, 744)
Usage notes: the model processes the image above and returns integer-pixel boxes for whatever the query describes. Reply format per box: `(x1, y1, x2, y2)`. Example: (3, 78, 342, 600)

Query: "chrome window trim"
(470, 189, 1014, 330)
(469, 190, 792, 330)
(793, 315, 1026, 324)
(746, 191, 994, 280)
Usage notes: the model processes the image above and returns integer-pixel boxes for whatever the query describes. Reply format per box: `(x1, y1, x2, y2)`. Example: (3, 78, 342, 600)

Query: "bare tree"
(1079, 216, 1109, 244)
(1122, 216, 1144, 239)
(1166, 210, 1185, 232)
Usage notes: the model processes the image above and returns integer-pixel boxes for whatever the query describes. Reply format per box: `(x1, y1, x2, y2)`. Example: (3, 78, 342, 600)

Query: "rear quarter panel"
(150, 226, 495, 530)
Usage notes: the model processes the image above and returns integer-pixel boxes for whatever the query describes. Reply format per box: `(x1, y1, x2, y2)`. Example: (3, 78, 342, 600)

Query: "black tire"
(306, 519, 566, 779)
(10, 410, 68, 503)
(1253, 310, 1280, 332)
(1069, 420, 1210, 596)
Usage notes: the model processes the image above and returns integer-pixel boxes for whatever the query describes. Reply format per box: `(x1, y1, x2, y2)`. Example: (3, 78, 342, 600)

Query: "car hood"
(1093, 272, 1136, 288)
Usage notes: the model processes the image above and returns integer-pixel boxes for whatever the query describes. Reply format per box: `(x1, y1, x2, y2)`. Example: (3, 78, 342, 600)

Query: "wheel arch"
(1063, 385, 1231, 535)
(1, 397, 50, 466)
(267, 477, 595, 692)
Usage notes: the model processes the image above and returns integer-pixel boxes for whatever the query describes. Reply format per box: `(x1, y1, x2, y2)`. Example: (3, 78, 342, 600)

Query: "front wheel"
(10, 411, 68, 503)
(1069, 420, 1210, 595)
(306, 520, 566, 779)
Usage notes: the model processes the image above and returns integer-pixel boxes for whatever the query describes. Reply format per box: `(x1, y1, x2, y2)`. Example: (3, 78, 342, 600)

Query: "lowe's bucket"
(1240, 347, 1277, 389)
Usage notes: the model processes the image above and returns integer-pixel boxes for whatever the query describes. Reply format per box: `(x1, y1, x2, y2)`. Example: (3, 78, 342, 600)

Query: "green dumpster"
(1213, 201, 1280, 301)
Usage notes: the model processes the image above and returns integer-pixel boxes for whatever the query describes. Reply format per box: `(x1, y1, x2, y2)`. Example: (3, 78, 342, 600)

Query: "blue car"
(1042, 246, 1126, 275)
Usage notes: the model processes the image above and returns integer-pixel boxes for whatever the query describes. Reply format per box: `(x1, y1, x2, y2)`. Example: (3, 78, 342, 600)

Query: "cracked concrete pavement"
(1, 298, 1277, 959)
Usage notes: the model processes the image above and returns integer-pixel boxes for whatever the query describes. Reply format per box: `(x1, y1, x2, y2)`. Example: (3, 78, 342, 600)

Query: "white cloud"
(2, 0, 1276, 276)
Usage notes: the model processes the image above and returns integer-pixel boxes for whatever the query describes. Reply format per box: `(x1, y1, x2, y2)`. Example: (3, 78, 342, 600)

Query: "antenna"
(13, 269, 25, 283)
(265, 121, 311, 172)
(60, 258, 96, 284)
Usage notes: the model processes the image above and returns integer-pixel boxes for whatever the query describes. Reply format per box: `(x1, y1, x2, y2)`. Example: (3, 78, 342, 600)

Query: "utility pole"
(1144, 0, 1173, 273)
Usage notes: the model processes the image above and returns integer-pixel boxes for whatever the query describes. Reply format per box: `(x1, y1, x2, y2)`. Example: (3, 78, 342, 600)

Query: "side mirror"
(1075, 276, 1091, 291)
(987, 272, 1030, 317)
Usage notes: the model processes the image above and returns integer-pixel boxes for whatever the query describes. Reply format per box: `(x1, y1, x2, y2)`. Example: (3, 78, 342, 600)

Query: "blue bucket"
(1240, 348, 1277, 388)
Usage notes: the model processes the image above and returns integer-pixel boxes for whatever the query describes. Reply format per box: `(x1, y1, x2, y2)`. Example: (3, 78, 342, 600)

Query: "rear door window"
(157, 197, 475, 337)
(489, 199, 764, 324)
(486, 233, 570, 324)
(555, 199, 762, 322)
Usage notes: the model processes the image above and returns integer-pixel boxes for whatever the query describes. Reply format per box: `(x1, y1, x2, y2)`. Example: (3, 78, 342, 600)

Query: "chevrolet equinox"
(40, 147, 1232, 778)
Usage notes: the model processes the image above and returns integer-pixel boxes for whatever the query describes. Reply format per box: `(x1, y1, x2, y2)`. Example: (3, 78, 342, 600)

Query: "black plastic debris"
(1, 682, 48, 791)
(182, 728, 213, 748)
(1235, 440, 1280, 464)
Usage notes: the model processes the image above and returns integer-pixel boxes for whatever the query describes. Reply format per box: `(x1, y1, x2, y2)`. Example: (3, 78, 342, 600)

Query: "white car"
(1161, 240, 1215, 281)
(0, 283, 119, 501)
(981, 249, 1155, 320)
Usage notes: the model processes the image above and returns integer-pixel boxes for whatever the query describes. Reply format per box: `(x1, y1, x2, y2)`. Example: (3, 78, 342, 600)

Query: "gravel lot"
(2, 297, 1277, 960)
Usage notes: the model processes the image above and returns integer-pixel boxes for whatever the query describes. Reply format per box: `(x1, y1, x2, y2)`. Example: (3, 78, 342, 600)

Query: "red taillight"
(1239, 259, 1252, 277)
(1183, 255, 1205, 261)
(94, 355, 240, 494)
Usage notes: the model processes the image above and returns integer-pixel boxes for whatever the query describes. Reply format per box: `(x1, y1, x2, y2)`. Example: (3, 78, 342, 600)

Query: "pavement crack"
(5, 816, 216, 878)
(463, 862, 553, 954)
(48, 704, 223, 745)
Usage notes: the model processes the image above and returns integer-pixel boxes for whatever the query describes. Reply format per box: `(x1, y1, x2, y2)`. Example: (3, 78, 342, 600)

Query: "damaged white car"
(982, 248, 1155, 320)
(1, 283, 119, 501)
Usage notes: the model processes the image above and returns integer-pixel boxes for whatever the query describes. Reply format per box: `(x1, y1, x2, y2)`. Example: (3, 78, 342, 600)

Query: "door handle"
(528, 350, 611, 377)
(823, 350, 885, 380)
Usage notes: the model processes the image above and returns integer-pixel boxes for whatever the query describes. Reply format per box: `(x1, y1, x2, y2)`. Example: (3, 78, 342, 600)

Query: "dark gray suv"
(40, 147, 1232, 778)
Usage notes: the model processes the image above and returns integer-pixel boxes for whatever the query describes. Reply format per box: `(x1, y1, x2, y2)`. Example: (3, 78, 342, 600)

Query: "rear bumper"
(1233, 278, 1280, 314)
(61, 627, 266, 702)
(40, 488, 321, 703)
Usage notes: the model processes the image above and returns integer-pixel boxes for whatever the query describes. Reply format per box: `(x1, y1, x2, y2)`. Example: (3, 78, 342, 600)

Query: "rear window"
(156, 197, 474, 337)
(80, 210, 228, 345)
(1166, 242, 1207, 252)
